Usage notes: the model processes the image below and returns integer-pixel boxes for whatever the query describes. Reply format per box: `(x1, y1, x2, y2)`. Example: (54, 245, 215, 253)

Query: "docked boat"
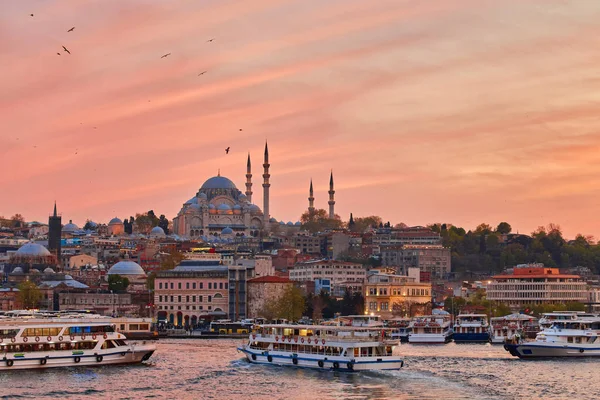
(0, 318, 156, 370)
(238, 324, 404, 371)
(452, 313, 489, 342)
(387, 318, 412, 343)
(408, 312, 453, 344)
(504, 313, 600, 358)
(489, 314, 536, 344)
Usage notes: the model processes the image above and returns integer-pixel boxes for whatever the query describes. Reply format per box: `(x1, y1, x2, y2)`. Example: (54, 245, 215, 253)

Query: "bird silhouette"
(30, 14, 34, 17)
(67, 27, 75, 32)
(62, 46, 70, 54)
(57, 52, 61, 56)
(198, 71, 207, 76)
(207, 38, 215, 42)
(225, 147, 230, 154)
(239, 128, 242, 131)
(161, 53, 171, 58)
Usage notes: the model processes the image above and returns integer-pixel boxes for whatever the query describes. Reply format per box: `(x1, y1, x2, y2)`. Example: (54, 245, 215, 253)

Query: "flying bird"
(62, 45, 70, 54)
(67, 27, 75, 32)
(57, 52, 61, 56)
(30, 14, 34, 17)
(225, 147, 230, 154)
(198, 71, 207, 76)
(161, 53, 171, 58)
(239, 128, 242, 131)
(207, 38, 215, 42)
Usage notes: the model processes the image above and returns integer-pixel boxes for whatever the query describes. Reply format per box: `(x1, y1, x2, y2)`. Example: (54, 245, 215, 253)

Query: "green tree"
(351, 216, 382, 233)
(108, 274, 130, 292)
(274, 286, 306, 322)
(158, 214, 169, 235)
(11, 214, 25, 228)
(474, 223, 493, 235)
(83, 220, 96, 231)
(300, 209, 343, 233)
(496, 222, 512, 234)
(17, 280, 42, 309)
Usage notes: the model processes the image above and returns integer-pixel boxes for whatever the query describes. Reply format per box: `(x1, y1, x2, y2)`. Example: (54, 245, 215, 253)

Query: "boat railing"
(252, 333, 397, 344)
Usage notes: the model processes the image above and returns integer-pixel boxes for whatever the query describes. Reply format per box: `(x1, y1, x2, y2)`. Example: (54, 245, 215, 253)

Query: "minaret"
(48, 201, 62, 262)
(245, 153, 253, 203)
(308, 179, 315, 213)
(328, 171, 335, 219)
(262, 141, 270, 226)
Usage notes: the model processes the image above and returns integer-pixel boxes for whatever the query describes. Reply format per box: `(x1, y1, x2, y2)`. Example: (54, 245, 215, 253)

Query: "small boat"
(489, 314, 536, 344)
(452, 313, 489, 342)
(238, 323, 404, 371)
(408, 311, 453, 344)
(0, 317, 156, 370)
(387, 318, 412, 343)
(504, 313, 600, 358)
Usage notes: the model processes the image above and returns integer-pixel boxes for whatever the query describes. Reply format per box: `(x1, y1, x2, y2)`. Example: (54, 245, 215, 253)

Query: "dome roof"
(294, 221, 301, 226)
(108, 260, 146, 276)
(248, 204, 262, 214)
(184, 197, 197, 205)
(287, 221, 294, 226)
(16, 242, 51, 257)
(150, 226, 166, 236)
(198, 193, 207, 199)
(279, 221, 285, 225)
(208, 203, 216, 209)
(201, 176, 237, 190)
(43, 267, 56, 274)
(221, 227, 233, 235)
(11, 267, 24, 274)
(108, 217, 123, 225)
(63, 220, 80, 232)
(217, 203, 232, 211)
(233, 204, 241, 210)
(269, 217, 277, 223)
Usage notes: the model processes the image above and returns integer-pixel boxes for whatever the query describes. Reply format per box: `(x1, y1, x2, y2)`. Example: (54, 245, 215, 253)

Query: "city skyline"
(2, 0, 600, 238)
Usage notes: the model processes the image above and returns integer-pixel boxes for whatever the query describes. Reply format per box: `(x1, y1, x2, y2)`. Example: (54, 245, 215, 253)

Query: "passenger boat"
(387, 318, 412, 343)
(408, 312, 453, 344)
(238, 324, 404, 371)
(489, 314, 536, 344)
(0, 318, 156, 370)
(452, 313, 490, 342)
(504, 313, 600, 358)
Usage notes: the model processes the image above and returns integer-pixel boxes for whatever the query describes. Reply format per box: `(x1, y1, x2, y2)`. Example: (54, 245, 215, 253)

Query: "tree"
(17, 280, 42, 309)
(134, 213, 154, 234)
(394, 222, 408, 229)
(474, 223, 493, 235)
(274, 286, 305, 322)
(158, 215, 169, 235)
(11, 214, 25, 228)
(108, 274, 130, 292)
(83, 220, 96, 231)
(300, 209, 343, 233)
(351, 216, 383, 233)
(160, 250, 185, 270)
(496, 222, 512, 234)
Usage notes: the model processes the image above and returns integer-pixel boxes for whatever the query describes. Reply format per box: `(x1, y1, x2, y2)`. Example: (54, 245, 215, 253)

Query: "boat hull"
(504, 343, 600, 358)
(238, 347, 404, 371)
(0, 345, 156, 371)
(408, 334, 452, 344)
(453, 332, 489, 342)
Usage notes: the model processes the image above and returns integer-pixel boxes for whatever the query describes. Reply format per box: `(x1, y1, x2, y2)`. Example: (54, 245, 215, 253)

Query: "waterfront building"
(364, 273, 432, 319)
(246, 275, 292, 318)
(58, 292, 133, 316)
(486, 263, 587, 306)
(289, 260, 367, 291)
(380, 244, 451, 279)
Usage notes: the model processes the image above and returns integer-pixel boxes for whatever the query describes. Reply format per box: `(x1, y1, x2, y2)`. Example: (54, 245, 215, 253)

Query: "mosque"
(172, 142, 337, 238)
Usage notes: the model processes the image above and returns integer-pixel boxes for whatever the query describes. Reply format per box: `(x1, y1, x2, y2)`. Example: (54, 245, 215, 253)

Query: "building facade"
(380, 244, 451, 279)
(364, 273, 432, 319)
(486, 264, 587, 306)
(289, 260, 366, 289)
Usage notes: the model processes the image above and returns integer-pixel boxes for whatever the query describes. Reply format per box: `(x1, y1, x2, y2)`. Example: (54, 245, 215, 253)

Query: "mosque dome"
(16, 242, 51, 257)
(238, 194, 248, 202)
(287, 221, 294, 226)
(233, 204, 242, 215)
(248, 204, 262, 215)
(108, 260, 146, 276)
(201, 176, 237, 190)
(11, 267, 24, 274)
(63, 220, 80, 233)
(43, 267, 56, 274)
(108, 217, 123, 225)
(279, 221, 285, 225)
(269, 217, 277, 223)
(221, 227, 233, 235)
(217, 203, 232, 214)
(150, 226, 166, 237)
(208, 203, 217, 215)
(184, 197, 197, 205)
(294, 221, 301, 226)
(198, 193, 208, 200)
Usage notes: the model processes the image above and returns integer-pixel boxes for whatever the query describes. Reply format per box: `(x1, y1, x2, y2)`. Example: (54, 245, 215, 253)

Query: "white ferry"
(408, 312, 453, 344)
(0, 318, 156, 370)
(387, 318, 412, 343)
(489, 314, 536, 344)
(452, 313, 490, 342)
(238, 324, 404, 371)
(504, 313, 600, 358)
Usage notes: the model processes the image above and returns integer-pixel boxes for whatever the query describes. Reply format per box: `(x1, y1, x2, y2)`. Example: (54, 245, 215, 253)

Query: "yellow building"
(364, 273, 432, 319)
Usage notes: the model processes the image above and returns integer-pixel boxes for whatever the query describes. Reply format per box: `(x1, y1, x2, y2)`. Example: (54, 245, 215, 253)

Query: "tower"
(308, 179, 315, 213)
(245, 153, 253, 203)
(262, 141, 270, 226)
(328, 171, 335, 219)
(48, 202, 62, 260)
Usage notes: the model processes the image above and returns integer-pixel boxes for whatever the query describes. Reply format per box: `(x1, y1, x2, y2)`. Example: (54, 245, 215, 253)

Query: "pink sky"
(1, 0, 600, 239)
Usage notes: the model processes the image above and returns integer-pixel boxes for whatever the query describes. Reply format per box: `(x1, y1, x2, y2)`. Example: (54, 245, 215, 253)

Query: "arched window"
(214, 293, 223, 299)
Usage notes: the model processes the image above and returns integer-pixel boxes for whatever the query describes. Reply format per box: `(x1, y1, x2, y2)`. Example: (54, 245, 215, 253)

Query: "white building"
(289, 260, 366, 288)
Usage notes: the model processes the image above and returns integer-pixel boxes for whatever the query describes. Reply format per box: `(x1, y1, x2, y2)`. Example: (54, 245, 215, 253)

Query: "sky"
(1, 0, 600, 239)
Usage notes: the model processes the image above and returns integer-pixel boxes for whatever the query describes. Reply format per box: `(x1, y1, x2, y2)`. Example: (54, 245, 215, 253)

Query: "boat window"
(0, 329, 19, 338)
(130, 324, 139, 331)
(23, 328, 62, 337)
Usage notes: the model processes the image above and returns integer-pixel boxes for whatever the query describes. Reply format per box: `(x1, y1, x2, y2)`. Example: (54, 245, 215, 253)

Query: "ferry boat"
(408, 312, 453, 344)
(0, 318, 156, 370)
(504, 313, 600, 358)
(489, 314, 536, 344)
(238, 324, 404, 371)
(387, 318, 412, 343)
(452, 314, 490, 342)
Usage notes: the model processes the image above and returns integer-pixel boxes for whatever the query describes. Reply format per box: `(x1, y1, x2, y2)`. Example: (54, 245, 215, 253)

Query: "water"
(1, 340, 599, 399)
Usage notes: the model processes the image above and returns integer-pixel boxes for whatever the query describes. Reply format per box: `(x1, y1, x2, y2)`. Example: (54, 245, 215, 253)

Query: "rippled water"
(1, 340, 599, 399)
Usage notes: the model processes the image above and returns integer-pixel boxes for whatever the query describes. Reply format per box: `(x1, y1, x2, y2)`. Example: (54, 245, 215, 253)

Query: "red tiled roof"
(248, 276, 292, 283)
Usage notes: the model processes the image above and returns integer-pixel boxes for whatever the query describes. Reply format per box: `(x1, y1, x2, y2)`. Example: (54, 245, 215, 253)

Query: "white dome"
(108, 217, 123, 225)
(108, 260, 146, 276)
(150, 226, 166, 237)
(43, 267, 56, 274)
(63, 220, 80, 232)
(221, 227, 233, 235)
(11, 267, 24, 274)
(217, 203, 231, 211)
(16, 242, 51, 257)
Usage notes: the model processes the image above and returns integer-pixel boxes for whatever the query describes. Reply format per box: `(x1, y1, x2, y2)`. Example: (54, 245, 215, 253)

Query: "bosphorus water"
(1, 339, 598, 399)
